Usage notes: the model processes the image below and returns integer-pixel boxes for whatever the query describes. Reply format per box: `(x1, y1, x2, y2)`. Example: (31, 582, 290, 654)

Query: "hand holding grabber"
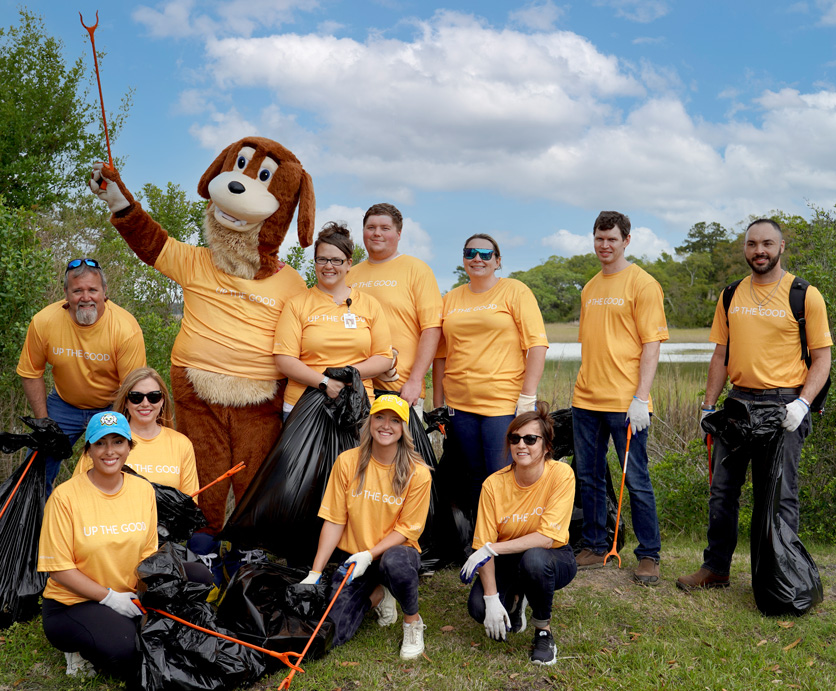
(603, 425, 632, 568)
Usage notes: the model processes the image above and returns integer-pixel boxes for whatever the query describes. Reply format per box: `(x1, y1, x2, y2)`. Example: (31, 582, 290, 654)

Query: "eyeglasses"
(126, 390, 164, 405)
(507, 433, 542, 446)
(66, 258, 100, 272)
(314, 256, 346, 266)
(463, 248, 495, 261)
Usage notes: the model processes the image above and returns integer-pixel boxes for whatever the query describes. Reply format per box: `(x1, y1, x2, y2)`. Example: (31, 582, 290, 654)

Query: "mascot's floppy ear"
(296, 169, 315, 248)
(197, 143, 237, 200)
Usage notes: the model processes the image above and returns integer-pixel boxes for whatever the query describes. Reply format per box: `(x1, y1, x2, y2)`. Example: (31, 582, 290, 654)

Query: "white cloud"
(632, 36, 665, 45)
(542, 229, 592, 255)
(593, 1, 670, 23)
(509, 1, 566, 31)
(626, 226, 674, 259)
(818, 1, 836, 25)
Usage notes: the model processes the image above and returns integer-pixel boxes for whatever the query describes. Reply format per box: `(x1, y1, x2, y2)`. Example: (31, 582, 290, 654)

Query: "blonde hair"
(112, 367, 174, 428)
(352, 415, 428, 497)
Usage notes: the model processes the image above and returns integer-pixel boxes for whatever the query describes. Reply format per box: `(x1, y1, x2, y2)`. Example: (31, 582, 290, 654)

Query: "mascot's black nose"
(228, 181, 246, 195)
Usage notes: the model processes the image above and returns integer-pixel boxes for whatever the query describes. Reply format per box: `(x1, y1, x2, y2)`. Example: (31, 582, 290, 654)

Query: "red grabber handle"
(190, 462, 246, 498)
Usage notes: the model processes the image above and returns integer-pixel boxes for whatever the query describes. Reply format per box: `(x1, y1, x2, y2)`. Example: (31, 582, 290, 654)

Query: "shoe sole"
(530, 655, 557, 666)
(633, 575, 661, 586)
(399, 648, 424, 660)
(675, 579, 730, 592)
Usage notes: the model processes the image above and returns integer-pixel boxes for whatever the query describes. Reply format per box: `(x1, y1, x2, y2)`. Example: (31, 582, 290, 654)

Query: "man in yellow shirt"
(678, 219, 833, 591)
(17, 259, 146, 490)
(572, 212, 668, 585)
(348, 203, 442, 414)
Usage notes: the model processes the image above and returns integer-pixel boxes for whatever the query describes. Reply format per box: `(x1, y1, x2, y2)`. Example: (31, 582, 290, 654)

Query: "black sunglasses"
(127, 390, 163, 405)
(463, 248, 495, 261)
(507, 433, 542, 446)
(66, 258, 100, 272)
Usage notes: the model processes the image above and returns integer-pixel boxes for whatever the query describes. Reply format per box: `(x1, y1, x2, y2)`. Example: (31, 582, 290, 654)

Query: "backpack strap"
(788, 277, 811, 366)
(722, 279, 743, 367)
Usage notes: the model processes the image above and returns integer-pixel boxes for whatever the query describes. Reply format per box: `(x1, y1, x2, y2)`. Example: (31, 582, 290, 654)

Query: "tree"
(675, 221, 730, 255)
(510, 254, 600, 322)
(0, 9, 131, 210)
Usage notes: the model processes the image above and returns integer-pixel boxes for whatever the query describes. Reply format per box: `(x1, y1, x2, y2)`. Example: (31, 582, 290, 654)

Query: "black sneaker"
(509, 594, 528, 633)
(530, 628, 556, 665)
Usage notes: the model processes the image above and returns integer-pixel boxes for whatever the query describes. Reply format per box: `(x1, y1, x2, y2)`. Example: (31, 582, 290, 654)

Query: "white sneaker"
(239, 549, 267, 564)
(400, 615, 426, 660)
(374, 586, 398, 627)
(64, 651, 95, 677)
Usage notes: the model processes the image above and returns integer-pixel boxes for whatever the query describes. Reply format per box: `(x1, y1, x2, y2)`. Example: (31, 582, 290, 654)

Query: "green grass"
(545, 324, 711, 344)
(2, 537, 834, 690)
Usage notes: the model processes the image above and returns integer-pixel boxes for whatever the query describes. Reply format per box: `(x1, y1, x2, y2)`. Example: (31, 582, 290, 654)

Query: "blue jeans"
(467, 545, 577, 623)
(327, 545, 421, 647)
(572, 407, 661, 561)
(702, 390, 810, 576)
(447, 409, 514, 513)
(39, 390, 110, 492)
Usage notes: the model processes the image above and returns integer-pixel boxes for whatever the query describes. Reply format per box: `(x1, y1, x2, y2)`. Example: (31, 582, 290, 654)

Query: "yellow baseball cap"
(370, 394, 410, 423)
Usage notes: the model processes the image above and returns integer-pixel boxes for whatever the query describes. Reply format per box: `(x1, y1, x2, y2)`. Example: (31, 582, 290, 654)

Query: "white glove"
(300, 570, 321, 585)
(516, 393, 537, 414)
(459, 543, 498, 584)
(90, 162, 130, 213)
(699, 406, 715, 441)
(483, 593, 511, 641)
(339, 550, 373, 583)
(99, 589, 142, 618)
(378, 349, 400, 382)
(627, 396, 650, 434)
(782, 398, 809, 432)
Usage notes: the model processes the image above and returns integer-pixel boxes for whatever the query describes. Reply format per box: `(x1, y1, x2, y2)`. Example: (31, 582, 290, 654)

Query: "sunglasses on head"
(507, 433, 542, 446)
(127, 390, 163, 405)
(463, 248, 495, 261)
(66, 258, 100, 272)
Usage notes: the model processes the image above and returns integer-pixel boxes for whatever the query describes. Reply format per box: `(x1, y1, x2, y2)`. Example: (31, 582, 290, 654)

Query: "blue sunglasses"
(463, 248, 495, 261)
(66, 258, 100, 272)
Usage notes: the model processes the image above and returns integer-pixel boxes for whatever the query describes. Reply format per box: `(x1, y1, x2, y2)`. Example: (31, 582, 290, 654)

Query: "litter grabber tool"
(277, 562, 356, 690)
(191, 462, 246, 498)
(707, 434, 713, 486)
(131, 598, 304, 673)
(79, 11, 113, 189)
(603, 425, 632, 568)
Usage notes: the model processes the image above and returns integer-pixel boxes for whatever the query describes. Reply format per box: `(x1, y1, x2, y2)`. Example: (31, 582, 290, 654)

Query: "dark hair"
(745, 218, 783, 239)
(83, 437, 137, 455)
(463, 233, 501, 259)
(503, 401, 554, 465)
(314, 221, 354, 259)
(593, 211, 631, 240)
(363, 203, 403, 232)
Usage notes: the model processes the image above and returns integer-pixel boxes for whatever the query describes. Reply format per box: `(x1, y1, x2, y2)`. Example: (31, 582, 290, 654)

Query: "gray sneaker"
(400, 616, 426, 660)
(65, 652, 95, 678)
(374, 586, 397, 627)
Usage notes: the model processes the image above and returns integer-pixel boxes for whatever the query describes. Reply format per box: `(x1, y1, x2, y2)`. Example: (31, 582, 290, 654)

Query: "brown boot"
(633, 558, 660, 586)
(575, 548, 607, 570)
(676, 567, 729, 592)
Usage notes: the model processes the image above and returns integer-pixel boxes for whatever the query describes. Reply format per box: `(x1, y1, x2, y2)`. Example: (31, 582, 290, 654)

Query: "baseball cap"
(85, 411, 132, 445)
(370, 394, 410, 423)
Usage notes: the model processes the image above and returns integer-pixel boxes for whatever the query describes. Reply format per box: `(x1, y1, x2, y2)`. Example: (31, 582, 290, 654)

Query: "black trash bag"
(136, 542, 267, 691)
(223, 366, 369, 563)
(550, 408, 575, 459)
(123, 467, 208, 543)
(216, 562, 334, 665)
(0, 416, 73, 459)
(432, 427, 475, 566)
(0, 450, 47, 629)
(424, 407, 450, 435)
(704, 399, 823, 617)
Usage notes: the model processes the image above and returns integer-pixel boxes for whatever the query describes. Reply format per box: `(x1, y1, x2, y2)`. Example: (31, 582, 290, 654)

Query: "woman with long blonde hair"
(300, 394, 432, 660)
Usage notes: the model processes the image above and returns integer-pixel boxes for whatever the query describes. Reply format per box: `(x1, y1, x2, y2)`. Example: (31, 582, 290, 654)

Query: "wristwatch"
(318, 376, 330, 391)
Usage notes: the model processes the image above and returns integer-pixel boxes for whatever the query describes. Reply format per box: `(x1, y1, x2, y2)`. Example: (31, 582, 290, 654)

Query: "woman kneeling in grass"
(460, 402, 576, 665)
(300, 394, 432, 659)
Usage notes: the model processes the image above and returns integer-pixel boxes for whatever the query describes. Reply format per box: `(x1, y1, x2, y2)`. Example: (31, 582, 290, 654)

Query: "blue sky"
(5, 1, 836, 288)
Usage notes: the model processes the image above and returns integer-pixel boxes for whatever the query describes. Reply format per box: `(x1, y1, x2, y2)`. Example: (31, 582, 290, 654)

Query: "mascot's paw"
(90, 162, 133, 214)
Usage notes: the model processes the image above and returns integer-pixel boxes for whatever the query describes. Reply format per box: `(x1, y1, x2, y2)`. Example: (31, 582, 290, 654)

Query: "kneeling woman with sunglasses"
(73, 367, 199, 497)
(300, 395, 432, 660)
(433, 234, 548, 514)
(460, 403, 576, 666)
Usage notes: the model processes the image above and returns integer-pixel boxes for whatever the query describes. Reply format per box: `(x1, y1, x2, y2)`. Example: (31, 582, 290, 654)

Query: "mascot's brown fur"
(94, 137, 314, 534)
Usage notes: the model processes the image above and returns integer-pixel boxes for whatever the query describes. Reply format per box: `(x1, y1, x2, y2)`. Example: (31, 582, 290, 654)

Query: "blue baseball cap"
(85, 411, 132, 445)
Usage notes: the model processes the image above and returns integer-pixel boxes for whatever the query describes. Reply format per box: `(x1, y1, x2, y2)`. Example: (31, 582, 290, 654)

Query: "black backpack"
(722, 276, 831, 414)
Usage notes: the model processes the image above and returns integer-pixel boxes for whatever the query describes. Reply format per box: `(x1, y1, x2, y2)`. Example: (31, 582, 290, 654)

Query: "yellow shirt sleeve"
(472, 480, 499, 549)
(16, 318, 47, 378)
(535, 463, 574, 545)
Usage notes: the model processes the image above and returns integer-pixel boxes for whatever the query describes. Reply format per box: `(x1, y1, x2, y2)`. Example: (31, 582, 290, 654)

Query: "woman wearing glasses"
(274, 222, 394, 417)
(433, 234, 548, 511)
(459, 403, 576, 666)
(73, 367, 199, 497)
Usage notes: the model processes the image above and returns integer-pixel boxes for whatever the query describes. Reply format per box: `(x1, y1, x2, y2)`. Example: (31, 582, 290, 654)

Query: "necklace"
(749, 270, 785, 307)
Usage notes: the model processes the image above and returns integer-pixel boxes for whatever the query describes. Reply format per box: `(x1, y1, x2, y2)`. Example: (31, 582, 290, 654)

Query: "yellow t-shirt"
(437, 278, 548, 416)
(73, 426, 199, 498)
(318, 447, 432, 554)
(155, 237, 307, 381)
(273, 287, 393, 406)
(573, 264, 669, 412)
(348, 255, 442, 396)
(38, 472, 158, 606)
(473, 460, 574, 550)
(709, 273, 833, 389)
(16, 300, 146, 409)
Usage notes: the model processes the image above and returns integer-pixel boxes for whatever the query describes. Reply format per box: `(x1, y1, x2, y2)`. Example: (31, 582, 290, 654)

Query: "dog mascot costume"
(91, 137, 314, 535)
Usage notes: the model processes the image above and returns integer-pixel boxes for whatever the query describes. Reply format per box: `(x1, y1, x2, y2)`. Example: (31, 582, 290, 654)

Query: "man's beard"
(75, 304, 98, 325)
(746, 253, 781, 275)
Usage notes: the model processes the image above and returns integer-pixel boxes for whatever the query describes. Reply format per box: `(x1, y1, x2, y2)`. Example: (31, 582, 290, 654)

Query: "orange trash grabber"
(707, 434, 713, 486)
(603, 426, 632, 568)
(131, 598, 304, 673)
(79, 11, 113, 189)
(0, 451, 38, 524)
(191, 462, 246, 498)
(277, 562, 356, 690)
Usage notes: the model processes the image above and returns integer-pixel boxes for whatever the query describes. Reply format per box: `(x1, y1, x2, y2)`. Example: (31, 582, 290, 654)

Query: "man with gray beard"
(17, 259, 146, 491)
